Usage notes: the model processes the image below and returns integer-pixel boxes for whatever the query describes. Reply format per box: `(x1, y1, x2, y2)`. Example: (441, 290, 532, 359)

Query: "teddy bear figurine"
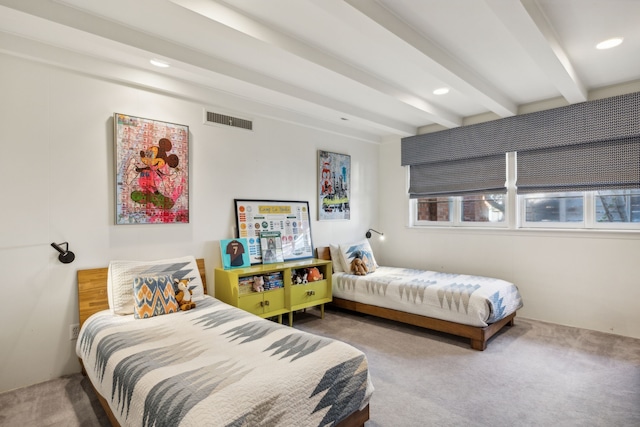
(351, 257, 369, 276)
(175, 278, 196, 311)
(252, 276, 265, 292)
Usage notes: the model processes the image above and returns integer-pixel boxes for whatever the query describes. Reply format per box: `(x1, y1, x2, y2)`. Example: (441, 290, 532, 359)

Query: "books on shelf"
(238, 272, 284, 293)
(260, 231, 284, 264)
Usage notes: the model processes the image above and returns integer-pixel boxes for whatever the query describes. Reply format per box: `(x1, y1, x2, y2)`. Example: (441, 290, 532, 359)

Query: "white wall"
(377, 136, 640, 340)
(3, 52, 638, 393)
(0, 55, 379, 392)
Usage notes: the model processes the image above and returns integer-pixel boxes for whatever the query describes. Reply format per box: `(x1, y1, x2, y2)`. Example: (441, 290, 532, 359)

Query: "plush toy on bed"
(252, 275, 265, 292)
(350, 253, 369, 276)
(175, 278, 196, 311)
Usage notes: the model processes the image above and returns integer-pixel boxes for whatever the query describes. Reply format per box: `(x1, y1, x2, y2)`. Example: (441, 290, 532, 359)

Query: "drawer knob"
(306, 290, 316, 296)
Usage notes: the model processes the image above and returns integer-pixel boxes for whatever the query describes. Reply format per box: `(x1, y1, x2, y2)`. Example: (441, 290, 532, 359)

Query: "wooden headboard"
(316, 246, 331, 262)
(77, 258, 207, 328)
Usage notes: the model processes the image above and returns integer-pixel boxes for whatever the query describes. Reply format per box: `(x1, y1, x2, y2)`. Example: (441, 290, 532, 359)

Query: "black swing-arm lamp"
(51, 242, 76, 264)
(365, 229, 384, 240)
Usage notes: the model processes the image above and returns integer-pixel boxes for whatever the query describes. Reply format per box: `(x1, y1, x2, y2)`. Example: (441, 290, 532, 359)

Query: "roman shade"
(408, 155, 506, 198)
(517, 137, 640, 194)
(402, 91, 640, 197)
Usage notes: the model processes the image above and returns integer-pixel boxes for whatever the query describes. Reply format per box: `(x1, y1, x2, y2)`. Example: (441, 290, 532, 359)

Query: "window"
(410, 156, 640, 230)
(413, 194, 505, 226)
(402, 92, 640, 232)
(519, 192, 584, 227)
(414, 197, 451, 224)
(595, 190, 640, 223)
(518, 190, 640, 229)
(462, 194, 505, 223)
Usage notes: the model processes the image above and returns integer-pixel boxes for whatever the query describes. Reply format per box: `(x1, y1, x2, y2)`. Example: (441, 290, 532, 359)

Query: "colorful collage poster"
(234, 199, 314, 264)
(114, 113, 189, 224)
(318, 150, 350, 220)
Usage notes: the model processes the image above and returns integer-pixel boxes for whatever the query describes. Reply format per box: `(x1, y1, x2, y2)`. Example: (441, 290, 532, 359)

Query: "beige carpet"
(1, 307, 639, 427)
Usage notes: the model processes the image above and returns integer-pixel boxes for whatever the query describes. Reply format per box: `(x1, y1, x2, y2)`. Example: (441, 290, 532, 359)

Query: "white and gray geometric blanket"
(333, 267, 523, 327)
(77, 296, 373, 427)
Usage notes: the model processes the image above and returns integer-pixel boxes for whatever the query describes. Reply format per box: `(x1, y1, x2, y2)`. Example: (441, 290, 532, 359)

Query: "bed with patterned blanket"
(317, 246, 523, 350)
(76, 258, 373, 427)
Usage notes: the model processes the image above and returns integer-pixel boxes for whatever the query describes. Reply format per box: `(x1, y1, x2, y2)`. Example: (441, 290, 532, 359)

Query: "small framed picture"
(260, 231, 284, 264)
(220, 238, 251, 269)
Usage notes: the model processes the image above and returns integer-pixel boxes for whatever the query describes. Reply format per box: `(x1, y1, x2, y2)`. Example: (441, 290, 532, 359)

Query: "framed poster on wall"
(318, 150, 350, 220)
(114, 113, 189, 224)
(234, 199, 314, 264)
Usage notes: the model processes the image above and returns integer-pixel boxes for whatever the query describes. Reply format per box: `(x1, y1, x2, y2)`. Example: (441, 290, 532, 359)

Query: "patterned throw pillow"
(339, 239, 378, 274)
(107, 255, 205, 315)
(133, 275, 178, 319)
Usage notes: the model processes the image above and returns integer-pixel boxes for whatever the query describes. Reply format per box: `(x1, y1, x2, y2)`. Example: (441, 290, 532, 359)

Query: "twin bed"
(316, 245, 523, 351)
(76, 257, 372, 427)
(76, 247, 522, 425)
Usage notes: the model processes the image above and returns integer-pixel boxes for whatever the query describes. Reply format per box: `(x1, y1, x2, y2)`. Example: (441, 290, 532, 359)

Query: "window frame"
(517, 191, 586, 229)
(408, 152, 640, 231)
(411, 195, 509, 228)
(411, 197, 454, 226)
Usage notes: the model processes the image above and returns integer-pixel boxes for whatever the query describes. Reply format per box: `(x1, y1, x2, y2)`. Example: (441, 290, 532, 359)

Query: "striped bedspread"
(333, 267, 523, 327)
(76, 296, 373, 427)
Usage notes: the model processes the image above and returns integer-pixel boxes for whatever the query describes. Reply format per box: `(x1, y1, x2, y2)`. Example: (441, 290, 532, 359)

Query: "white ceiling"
(1, 0, 639, 142)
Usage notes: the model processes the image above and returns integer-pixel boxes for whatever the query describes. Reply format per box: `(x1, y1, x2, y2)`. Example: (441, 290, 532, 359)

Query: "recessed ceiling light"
(150, 58, 170, 68)
(433, 87, 449, 95)
(596, 37, 623, 50)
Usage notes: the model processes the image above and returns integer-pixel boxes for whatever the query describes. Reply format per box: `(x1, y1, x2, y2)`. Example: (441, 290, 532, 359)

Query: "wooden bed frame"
(317, 247, 516, 351)
(76, 258, 369, 427)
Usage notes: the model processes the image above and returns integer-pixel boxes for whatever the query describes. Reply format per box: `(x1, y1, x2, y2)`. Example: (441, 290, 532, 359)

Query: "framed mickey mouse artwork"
(113, 113, 189, 224)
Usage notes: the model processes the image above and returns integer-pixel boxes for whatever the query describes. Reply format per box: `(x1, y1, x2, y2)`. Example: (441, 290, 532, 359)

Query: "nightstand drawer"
(239, 289, 285, 315)
(291, 280, 329, 304)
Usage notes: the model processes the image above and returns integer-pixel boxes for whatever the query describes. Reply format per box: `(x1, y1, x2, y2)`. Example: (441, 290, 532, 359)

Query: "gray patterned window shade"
(402, 91, 640, 197)
(517, 137, 640, 194)
(408, 155, 506, 198)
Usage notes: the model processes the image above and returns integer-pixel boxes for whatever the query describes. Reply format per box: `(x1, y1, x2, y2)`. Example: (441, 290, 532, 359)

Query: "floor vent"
(205, 110, 253, 130)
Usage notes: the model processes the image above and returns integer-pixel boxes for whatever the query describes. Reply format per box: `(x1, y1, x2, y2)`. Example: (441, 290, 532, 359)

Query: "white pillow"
(329, 244, 345, 273)
(339, 239, 378, 274)
(107, 255, 205, 315)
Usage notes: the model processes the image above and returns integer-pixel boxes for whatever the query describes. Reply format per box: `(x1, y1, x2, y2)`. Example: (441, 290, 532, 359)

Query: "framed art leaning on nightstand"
(234, 199, 314, 264)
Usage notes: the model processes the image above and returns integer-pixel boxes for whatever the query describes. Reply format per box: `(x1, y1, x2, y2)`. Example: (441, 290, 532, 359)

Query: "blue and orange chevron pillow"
(133, 275, 179, 319)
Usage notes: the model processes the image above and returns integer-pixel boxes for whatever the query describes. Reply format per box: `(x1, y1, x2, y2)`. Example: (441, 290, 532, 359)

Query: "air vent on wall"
(205, 110, 253, 131)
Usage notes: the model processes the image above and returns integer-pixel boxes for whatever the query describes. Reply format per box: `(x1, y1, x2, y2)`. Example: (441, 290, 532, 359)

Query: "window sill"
(408, 224, 640, 240)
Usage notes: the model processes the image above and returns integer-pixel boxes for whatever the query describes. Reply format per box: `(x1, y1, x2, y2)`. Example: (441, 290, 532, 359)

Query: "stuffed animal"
(351, 257, 368, 276)
(252, 276, 265, 292)
(306, 267, 323, 282)
(292, 270, 303, 284)
(175, 278, 196, 311)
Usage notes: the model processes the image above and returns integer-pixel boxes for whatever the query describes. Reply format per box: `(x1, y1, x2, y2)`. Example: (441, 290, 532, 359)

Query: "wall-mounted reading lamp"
(365, 229, 384, 240)
(51, 242, 75, 264)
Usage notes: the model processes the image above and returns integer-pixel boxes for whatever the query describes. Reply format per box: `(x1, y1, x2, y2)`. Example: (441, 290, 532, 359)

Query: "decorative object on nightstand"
(220, 238, 251, 269)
